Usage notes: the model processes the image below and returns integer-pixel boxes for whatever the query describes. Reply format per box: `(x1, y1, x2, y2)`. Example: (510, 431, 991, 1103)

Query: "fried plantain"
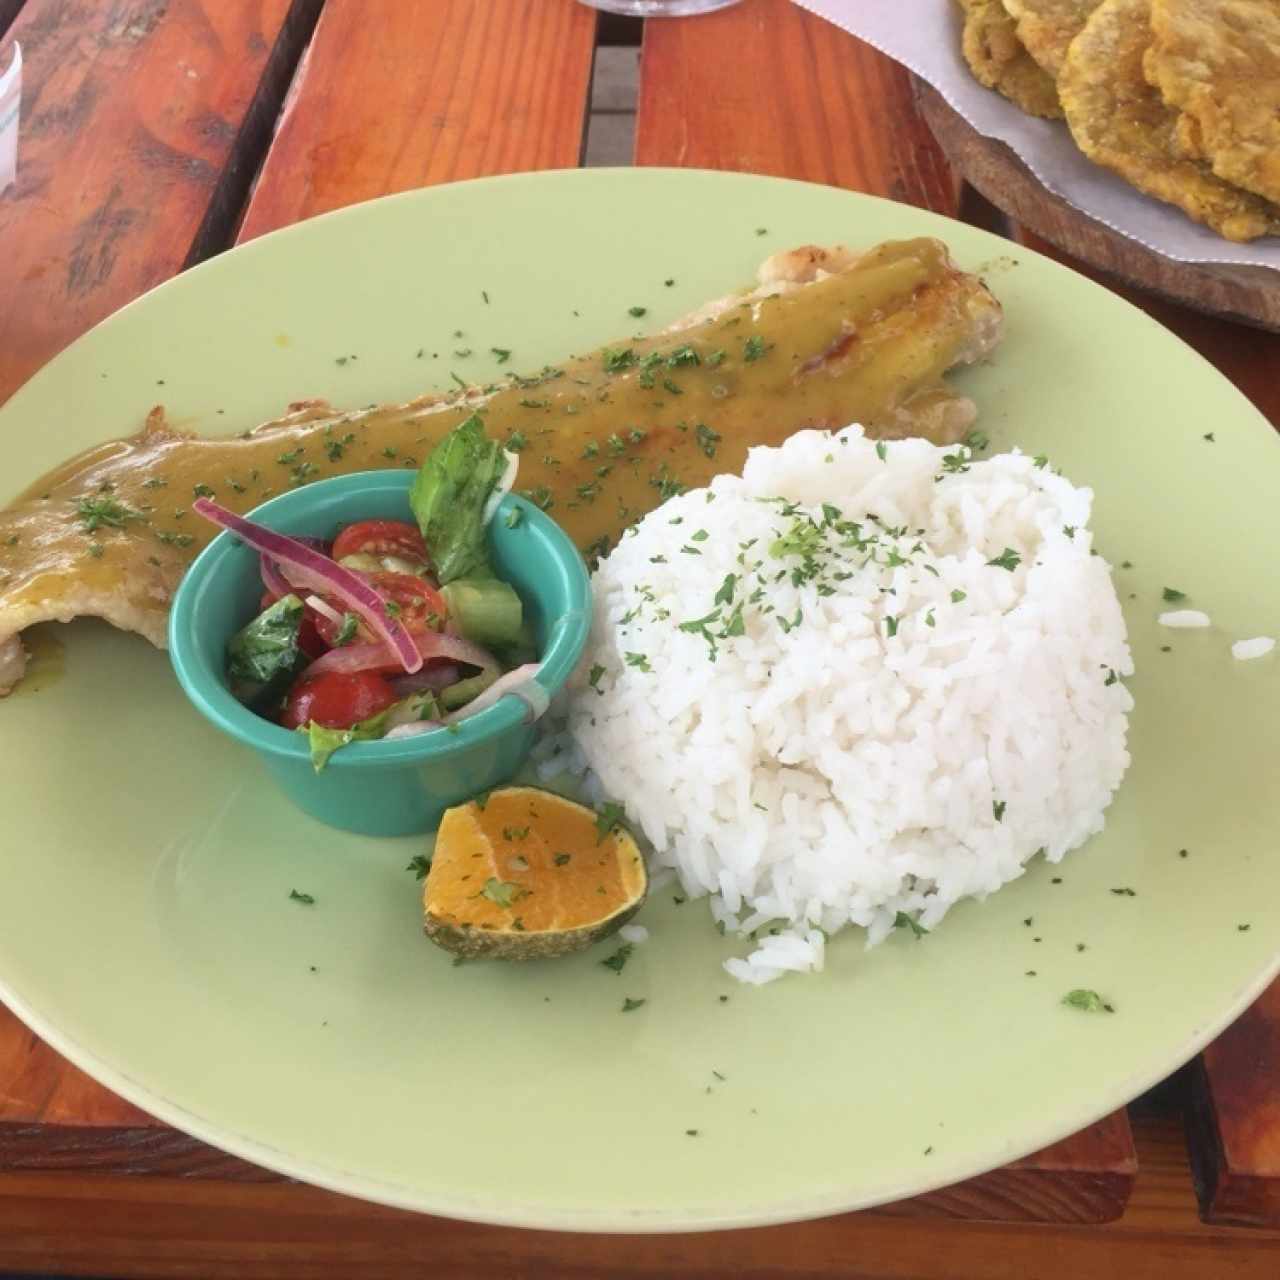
(957, 0, 1065, 118)
(1000, 0, 1102, 78)
(1059, 0, 1280, 241)
(1146, 0, 1280, 207)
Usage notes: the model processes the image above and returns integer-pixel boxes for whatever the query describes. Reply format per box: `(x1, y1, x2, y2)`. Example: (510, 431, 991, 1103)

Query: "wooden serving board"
(914, 84, 1280, 334)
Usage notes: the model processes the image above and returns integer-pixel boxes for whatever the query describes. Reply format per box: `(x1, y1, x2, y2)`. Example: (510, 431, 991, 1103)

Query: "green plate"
(1, 170, 1277, 1232)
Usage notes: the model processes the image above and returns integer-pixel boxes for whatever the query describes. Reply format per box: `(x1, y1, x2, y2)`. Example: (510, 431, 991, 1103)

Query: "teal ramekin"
(168, 471, 591, 837)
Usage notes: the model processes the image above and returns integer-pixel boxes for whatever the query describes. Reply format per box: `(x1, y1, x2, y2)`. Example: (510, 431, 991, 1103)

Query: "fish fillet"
(0, 238, 1002, 694)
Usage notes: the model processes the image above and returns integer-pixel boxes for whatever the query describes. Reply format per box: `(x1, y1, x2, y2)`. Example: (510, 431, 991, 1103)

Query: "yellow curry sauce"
(0, 239, 1000, 687)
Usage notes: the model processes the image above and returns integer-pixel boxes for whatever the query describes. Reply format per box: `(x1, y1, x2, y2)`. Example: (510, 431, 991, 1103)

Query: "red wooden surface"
(237, 0, 597, 242)
(635, 0, 958, 213)
(1189, 981, 1280, 1226)
(0, 1119, 1276, 1280)
(0, 0, 320, 406)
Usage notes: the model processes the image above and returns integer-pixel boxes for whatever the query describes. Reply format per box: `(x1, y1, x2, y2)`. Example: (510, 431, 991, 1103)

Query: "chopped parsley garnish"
(1033, 455, 1049, 469)
(884, 615, 898, 638)
(600, 944, 634, 974)
(963, 429, 990, 452)
(276, 448, 302, 466)
(1161, 586, 1187, 603)
(333, 613, 359, 646)
(406, 854, 431, 880)
(986, 547, 1021, 571)
(742, 335, 770, 362)
(875, 441, 887, 461)
(554, 853, 572, 867)
(894, 912, 929, 940)
(694, 422, 721, 458)
(87, 542, 104, 558)
(1110, 887, 1137, 897)
(993, 800, 1006, 821)
(1062, 989, 1114, 1013)
(588, 663, 606, 693)
(595, 801, 626, 842)
(75, 496, 144, 532)
(603, 347, 637, 373)
(192, 483, 215, 498)
(1104, 668, 1118, 686)
(950, 589, 966, 603)
(628, 305, 647, 318)
(714, 574, 737, 606)
(480, 878, 528, 909)
(156, 531, 194, 548)
(490, 347, 511, 363)
(501, 826, 531, 841)
(625, 651, 653, 673)
(622, 997, 646, 1013)
(288, 889, 316, 905)
(666, 344, 700, 368)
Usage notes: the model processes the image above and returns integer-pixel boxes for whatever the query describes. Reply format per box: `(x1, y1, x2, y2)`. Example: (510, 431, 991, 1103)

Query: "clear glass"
(578, 0, 742, 16)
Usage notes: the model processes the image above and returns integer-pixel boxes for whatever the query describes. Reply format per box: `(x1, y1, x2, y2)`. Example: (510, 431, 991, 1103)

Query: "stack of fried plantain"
(954, 0, 1280, 242)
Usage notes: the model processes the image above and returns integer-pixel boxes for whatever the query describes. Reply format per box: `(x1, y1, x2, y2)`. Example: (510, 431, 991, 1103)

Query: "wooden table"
(0, 2, 1277, 1275)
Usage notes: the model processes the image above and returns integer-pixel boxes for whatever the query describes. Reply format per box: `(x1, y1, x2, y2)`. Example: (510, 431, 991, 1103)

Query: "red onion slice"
(259, 554, 292, 602)
(303, 594, 344, 627)
(195, 498, 421, 673)
(444, 663, 547, 725)
(389, 664, 462, 696)
(383, 721, 444, 741)
(299, 628, 501, 680)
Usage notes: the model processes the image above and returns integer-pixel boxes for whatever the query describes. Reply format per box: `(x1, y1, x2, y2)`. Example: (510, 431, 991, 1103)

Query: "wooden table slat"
(236, 0, 597, 243)
(0, 1118, 1274, 1280)
(634, 0, 958, 213)
(1188, 980, 1280, 1227)
(0, 0, 318, 407)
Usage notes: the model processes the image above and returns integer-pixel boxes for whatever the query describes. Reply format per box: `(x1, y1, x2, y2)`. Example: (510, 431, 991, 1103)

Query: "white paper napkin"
(793, 1, 1280, 271)
(0, 44, 20, 196)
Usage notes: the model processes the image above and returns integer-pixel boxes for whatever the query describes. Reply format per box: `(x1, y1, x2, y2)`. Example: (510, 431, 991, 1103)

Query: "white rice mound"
(567, 426, 1135, 984)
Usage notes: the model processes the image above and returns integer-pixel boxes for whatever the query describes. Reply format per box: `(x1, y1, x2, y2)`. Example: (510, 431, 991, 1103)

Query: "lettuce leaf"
(409, 413, 507, 584)
(305, 690, 442, 771)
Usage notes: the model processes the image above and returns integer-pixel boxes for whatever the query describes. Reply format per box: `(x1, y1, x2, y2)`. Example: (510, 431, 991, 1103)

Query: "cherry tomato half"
(312, 571, 447, 649)
(281, 670, 399, 730)
(332, 520, 428, 566)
